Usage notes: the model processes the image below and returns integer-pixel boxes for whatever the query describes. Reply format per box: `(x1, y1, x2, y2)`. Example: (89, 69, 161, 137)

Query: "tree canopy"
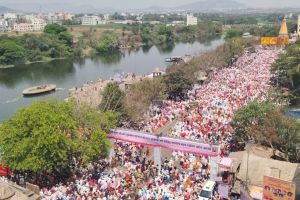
(99, 82, 124, 113)
(232, 100, 274, 142)
(163, 69, 193, 100)
(0, 100, 118, 175)
(44, 23, 68, 35)
(232, 101, 300, 162)
(272, 42, 300, 105)
(95, 33, 120, 53)
(0, 40, 25, 65)
(123, 78, 166, 122)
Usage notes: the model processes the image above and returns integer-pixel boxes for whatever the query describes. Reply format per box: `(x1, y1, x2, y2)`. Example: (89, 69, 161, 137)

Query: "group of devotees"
(37, 46, 282, 199)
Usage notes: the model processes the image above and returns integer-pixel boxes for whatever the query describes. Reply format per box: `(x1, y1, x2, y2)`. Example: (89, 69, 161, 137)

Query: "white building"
(298, 15, 300, 37)
(4, 13, 17, 20)
(0, 19, 9, 32)
(31, 18, 46, 31)
(186, 14, 197, 26)
(81, 15, 101, 25)
(13, 23, 33, 32)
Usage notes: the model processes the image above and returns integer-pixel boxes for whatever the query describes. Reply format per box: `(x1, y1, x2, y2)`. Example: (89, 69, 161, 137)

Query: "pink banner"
(109, 129, 220, 157)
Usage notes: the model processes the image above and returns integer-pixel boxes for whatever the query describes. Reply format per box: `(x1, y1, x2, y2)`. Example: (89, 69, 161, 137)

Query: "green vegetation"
(163, 69, 192, 100)
(232, 101, 300, 162)
(0, 100, 118, 176)
(0, 40, 25, 65)
(123, 78, 166, 122)
(0, 24, 74, 66)
(232, 101, 274, 142)
(224, 29, 243, 39)
(100, 82, 124, 112)
(95, 32, 120, 53)
(44, 23, 68, 34)
(140, 22, 221, 46)
(272, 41, 300, 105)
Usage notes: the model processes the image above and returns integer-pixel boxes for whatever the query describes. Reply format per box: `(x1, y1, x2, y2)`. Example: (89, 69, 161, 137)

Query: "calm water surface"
(0, 38, 224, 121)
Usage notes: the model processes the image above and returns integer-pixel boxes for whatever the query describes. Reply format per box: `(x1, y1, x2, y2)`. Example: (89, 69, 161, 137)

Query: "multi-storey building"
(31, 18, 46, 31)
(186, 14, 197, 26)
(13, 23, 33, 32)
(81, 15, 101, 25)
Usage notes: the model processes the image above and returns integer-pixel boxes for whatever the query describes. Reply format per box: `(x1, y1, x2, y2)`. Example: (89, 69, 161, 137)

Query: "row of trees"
(232, 101, 300, 162)
(0, 24, 74, 66)
(140, 22, 222, 46)
(272, 40, 300, 105)
(0, 100, 118, 183)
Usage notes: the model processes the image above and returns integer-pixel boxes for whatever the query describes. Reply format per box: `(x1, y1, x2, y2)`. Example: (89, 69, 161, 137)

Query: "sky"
(0, 0, 300, 10)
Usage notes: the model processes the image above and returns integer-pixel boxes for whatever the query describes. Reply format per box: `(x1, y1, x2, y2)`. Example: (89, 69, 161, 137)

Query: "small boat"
(165, 56, 182, 62)
(22, 84, 56, 96)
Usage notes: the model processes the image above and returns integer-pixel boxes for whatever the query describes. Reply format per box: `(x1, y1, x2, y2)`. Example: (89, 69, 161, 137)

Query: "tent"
(219, 157, 233, 172)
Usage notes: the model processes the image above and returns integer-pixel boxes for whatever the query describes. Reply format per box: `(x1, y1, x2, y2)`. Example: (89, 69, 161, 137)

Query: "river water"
(0, 37, 224, 122)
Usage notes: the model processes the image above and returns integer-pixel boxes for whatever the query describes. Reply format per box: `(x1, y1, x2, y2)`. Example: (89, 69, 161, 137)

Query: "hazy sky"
(0, 0, 300, 9)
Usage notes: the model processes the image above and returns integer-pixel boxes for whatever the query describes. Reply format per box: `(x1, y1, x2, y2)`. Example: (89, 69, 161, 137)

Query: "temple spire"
(279, 17, 288, 37)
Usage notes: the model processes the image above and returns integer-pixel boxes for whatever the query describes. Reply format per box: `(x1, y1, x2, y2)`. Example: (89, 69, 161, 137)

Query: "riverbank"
(0, 57, 67, 69)
(0, 37, 225, 122)
(68, 73, 147, 107)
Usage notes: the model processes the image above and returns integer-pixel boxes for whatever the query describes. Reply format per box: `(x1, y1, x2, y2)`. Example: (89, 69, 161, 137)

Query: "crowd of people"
(143, 47, 281, 148)
(41, 143, 158, 199)
(40, 46, 282, 199)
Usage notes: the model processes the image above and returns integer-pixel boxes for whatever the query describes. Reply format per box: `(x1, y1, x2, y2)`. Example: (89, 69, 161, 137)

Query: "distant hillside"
(2, 3, 101, 14)
(0, 6, 14, 14)
(177, 0, 246, 11)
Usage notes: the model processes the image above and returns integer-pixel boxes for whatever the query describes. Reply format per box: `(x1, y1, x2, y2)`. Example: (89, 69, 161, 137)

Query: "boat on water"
(165, 56, 182, 62)
(22, 84, 56, 96)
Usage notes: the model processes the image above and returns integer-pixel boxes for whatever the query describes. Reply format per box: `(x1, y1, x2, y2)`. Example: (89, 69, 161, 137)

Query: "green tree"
(224, 29, 243, 39)
(0, 40, 25, 65)
(123, 78, 166, 121)
(232, 100, 274, 142)
(272, 42, 300, 105)
(95, 33, 120, 53)
(71, 106, 118, 163)
(0, 100, 118, 176)
(0, 100, 76, 173)
(163, 69, 192, 100)
(247, 109, 300, 162)
(58, 31, 73, 46)
(100, 82, 124, 112)
(44, 23, 68, 35)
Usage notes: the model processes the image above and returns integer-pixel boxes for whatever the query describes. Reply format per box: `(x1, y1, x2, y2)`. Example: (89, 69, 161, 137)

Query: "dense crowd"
(41, 143, 158, 199)
(40, 46, 281, 199)
(143, 47, 281, 147)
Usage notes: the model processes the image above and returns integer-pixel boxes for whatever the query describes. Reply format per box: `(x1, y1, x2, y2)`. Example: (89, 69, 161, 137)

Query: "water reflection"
(91, 51, 124, 65)
(0, 59, 75, 88)
(156, 42, 176, 54)
(0, 37, 225, 121)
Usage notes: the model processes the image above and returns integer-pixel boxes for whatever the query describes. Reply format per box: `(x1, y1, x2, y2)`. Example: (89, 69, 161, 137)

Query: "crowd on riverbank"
(143, 47, 281, 147)
(39, 46, 282, 199)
